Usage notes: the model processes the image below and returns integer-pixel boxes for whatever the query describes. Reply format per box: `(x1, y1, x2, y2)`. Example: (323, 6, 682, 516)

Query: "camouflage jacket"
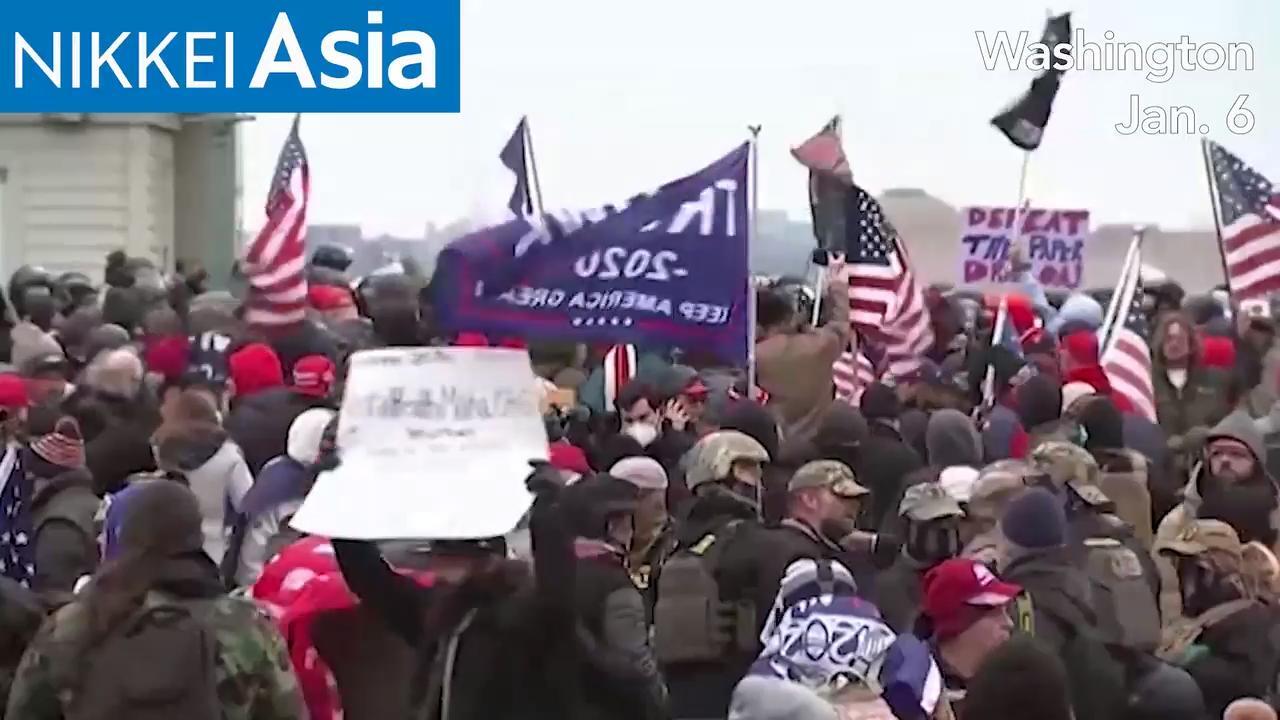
(5, 592, 305, 720)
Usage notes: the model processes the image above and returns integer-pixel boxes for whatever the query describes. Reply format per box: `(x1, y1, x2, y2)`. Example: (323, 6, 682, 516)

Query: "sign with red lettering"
(959, 206, 1091, 289)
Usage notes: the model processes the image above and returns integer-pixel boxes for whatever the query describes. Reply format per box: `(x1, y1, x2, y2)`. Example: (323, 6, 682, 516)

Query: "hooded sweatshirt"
(1154, 412, 1280, 620)
(925, 409, 982, 470)
(156, 423, 253, 564)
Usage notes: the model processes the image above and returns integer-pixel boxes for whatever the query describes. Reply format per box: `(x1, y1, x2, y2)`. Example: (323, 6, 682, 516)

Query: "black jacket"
(1186, 602, 1280, 718)
(225, 388, 327, 475)
(1002, 547, 1097, 655)
(857, 423, 924, 532)
(662, 491, 772, 720)
(64, 388, 160, 495)
(26, 461, 98, 600)
(573, 551, 667, 720)
(873, 554, 929, 633)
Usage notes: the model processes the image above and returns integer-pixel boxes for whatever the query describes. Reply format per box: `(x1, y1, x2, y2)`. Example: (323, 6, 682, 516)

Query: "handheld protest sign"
(291, 347, 549, 540)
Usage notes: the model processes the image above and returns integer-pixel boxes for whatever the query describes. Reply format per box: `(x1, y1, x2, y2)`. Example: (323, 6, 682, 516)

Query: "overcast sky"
(241, 0, 1278, 238)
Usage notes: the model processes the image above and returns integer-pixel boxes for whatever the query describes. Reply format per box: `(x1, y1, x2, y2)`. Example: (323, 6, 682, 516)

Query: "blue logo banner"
(433, 144, 752, 365)
(0, 0, 459, 112)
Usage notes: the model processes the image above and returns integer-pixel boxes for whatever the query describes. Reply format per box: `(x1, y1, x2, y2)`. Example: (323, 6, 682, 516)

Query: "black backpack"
(67, 593, 220, 720)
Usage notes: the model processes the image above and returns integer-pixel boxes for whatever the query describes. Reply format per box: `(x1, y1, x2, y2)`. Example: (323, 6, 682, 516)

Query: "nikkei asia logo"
(1, 0, 460, 112)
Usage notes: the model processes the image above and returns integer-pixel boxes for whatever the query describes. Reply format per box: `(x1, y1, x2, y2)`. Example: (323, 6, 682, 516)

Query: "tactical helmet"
(685, 430, 769, 492)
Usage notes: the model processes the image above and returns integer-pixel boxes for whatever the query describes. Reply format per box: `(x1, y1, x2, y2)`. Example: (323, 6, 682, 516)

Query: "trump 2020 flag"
(433, 145, 751, 365)
(991, 12, 1072, 151)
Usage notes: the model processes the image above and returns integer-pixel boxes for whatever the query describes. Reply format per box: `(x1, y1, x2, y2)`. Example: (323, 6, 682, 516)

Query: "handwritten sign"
(959, 206, 1091, 289)
(291, 347, 549, 540)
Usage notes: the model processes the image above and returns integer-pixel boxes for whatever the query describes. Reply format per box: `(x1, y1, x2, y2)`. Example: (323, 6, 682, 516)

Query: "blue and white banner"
(0, 0, 460, 112)
(433, 144, 751, 364)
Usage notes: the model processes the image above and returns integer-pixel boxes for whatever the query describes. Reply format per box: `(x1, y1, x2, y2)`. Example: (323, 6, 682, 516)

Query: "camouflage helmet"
(968, 460, 1034, 521)
(686, 430, 769, 492)
(1031, 441, 1105, 502)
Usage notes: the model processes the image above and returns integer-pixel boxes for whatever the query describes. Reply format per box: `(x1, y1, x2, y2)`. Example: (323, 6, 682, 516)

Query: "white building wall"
(0, 115, 177, 280)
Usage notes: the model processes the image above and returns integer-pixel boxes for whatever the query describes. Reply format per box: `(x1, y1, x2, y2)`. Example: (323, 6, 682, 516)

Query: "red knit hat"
(1200, 336, 1236, 369)
(1061, 330, 1100, 365)
(144, 335, 191, 384)
(548, 441, 591, 477)
(308, 284, 355, 311)
(229, 343, 284, 397)
(0, 375, 30, 410)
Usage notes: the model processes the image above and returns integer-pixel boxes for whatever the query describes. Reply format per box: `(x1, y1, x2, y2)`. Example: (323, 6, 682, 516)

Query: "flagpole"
(1200, 137, 1232, 299)
(1004, 153, 1032, 277)
(747, 124, 762, 396)
(1098, 229, 1143, 350)
(524, 116, 547, 216)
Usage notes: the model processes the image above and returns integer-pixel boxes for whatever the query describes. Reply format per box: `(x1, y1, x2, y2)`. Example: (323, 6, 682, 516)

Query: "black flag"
(500, 117, 533, 216)
(991, 12, 1072, 150)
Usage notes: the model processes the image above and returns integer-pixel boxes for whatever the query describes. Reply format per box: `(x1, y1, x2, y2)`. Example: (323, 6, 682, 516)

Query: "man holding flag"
(754, 257, 850, 449)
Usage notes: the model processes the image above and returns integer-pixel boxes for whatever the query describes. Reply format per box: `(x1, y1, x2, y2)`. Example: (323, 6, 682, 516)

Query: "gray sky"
(241, 0, 1277, 238)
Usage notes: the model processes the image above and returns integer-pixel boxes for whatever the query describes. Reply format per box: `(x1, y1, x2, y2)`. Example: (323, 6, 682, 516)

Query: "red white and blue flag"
(243, 115, 310, 327)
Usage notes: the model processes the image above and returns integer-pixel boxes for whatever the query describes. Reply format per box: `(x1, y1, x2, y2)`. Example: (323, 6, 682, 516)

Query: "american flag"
(1208, 140, 1280, 300)
(791, 121, 932, 401)
(0, 447, 33, 587)
(242, 115, 310, 326)
(1101, 239, 1156, 421)
(837, 185, 933, 379)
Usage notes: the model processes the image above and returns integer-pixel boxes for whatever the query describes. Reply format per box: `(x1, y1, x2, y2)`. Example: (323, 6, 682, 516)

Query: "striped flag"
(242, 115, 310, 327)
(1101, 239, 1157, 421)
(838, 185, 933, 379)
(792, 121, 933, 402)
(1206, 140, 1280, 300)
(602, 344, 637, 411)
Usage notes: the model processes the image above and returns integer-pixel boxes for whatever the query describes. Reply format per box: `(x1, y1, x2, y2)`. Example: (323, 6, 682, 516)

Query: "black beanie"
(1015, 374, 1062, 429)
(860, 383, 901, 422)
(1080, 397, 1125, 451)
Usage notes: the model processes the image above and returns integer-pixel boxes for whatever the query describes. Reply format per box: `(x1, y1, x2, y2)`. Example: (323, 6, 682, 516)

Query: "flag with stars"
(242, 114, 310, 327)
(1101, 240, 1156, 422)
(0, 446, 33, 587)
(838, 184, 934, 381)
(1206, 140, 1280, 300)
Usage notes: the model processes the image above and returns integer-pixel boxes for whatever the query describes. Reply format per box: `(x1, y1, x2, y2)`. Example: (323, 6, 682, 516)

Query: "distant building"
(0, 114, 243, 286)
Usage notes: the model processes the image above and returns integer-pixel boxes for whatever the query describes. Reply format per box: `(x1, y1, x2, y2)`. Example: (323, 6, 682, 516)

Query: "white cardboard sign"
(291, 347, 549, 540)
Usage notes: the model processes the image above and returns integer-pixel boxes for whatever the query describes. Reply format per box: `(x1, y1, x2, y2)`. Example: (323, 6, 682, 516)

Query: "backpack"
(653, 521, 756, 664)
(67, 592, 220, 720)
(1081, 536, 1162, 653)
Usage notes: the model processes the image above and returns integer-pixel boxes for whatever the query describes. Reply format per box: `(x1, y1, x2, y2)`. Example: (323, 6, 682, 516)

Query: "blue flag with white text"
(433, 144, 751, 364)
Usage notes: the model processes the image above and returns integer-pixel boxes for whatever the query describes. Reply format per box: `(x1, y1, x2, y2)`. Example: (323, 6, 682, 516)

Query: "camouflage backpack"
(66, 592, 220, 720)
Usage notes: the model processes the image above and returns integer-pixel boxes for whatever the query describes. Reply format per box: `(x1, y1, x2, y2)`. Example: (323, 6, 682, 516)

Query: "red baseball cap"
(921, 558, 1021, 639)
(0, 374, 31, 410)
(308, 284, 355, 311)
(292, 355, 337, 398)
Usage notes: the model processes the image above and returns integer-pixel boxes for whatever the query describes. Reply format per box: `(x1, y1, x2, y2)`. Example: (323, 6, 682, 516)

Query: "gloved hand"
(820, 517, 858, 547)
(526, 460, 563, 500)
(1184, 425, 1212, 451)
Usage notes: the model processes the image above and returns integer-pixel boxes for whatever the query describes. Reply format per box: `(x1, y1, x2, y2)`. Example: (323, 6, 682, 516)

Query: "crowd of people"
(0, 244, 1275, 720)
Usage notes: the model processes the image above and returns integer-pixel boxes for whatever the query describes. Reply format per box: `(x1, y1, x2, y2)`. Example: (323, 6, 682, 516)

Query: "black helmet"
(559, 474, 640, 540)
(311, 244, 354, 273)
(8, 265, 54, 318)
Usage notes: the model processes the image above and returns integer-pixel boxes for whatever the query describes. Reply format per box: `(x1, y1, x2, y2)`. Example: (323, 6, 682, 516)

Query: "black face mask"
(1178, 558, 1242, 617)
(906, 518, 961, 566)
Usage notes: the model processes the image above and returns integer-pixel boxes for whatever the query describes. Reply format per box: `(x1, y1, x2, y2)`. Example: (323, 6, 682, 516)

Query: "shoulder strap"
(1192, 598, 1257, 631)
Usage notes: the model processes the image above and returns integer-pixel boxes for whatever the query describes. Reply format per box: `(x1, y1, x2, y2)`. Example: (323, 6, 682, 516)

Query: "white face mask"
(623, 421, 659, 448)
